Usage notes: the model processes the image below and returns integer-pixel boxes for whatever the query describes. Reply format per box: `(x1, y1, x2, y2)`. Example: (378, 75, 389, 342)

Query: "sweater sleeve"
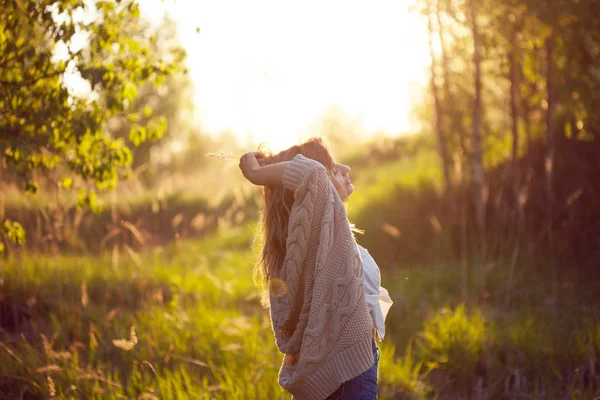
(270, 154, 333, 354)
(282, 154, 328, 192)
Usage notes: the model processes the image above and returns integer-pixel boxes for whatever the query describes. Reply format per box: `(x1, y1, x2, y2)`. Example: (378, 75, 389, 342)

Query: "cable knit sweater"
(269, 154, 375, 400)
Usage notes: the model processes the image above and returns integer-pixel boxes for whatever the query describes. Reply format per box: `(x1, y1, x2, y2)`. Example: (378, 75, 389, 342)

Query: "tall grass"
(0, 227, 287, 399)
(2, 225, 599, 398)
(2, 136, 599, 398)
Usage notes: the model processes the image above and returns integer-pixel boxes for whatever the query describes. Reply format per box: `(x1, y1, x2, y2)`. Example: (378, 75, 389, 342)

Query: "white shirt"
(358, 244, 393, 341)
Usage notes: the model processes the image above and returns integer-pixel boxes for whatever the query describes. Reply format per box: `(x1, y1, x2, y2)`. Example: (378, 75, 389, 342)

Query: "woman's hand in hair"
(239, 152, 266, 184)
(239, 152, 290, 186)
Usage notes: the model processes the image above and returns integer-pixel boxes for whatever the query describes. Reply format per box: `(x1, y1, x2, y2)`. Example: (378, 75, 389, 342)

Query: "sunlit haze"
(141, 0, 430, 151)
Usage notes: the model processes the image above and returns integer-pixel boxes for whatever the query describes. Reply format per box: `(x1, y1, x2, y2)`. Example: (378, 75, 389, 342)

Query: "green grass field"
(2, 223, 599, 399)
(1, 143, 599, 399)
(0, 225, 435, 399)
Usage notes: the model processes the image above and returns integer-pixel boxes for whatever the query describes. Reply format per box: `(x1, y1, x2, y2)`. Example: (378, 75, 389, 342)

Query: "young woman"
(239, 137, 392, 400)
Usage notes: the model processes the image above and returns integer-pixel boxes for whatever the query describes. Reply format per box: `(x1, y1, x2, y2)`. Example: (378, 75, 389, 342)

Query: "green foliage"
(2, 219, 26, 245)
(346, 145, 448, 265)
(76, 188, 102, 213)
(0, 0, 186, 251)
(496, 312, 560, 383)
(416, 304, 488, 381)
(414, 0, 600, 204)
(0, 227, 287, 399)
(1, 226, 600, 398)
(378, 341, 433, 399)
(348, 147, 442, 220)
(576, 319, 600, 364)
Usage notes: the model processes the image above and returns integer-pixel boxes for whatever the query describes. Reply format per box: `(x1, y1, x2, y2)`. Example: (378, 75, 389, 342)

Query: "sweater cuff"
(282, 154, 325, 192)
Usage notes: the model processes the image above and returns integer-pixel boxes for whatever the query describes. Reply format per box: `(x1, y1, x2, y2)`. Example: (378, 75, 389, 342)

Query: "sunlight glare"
(141, 0, 430, 151)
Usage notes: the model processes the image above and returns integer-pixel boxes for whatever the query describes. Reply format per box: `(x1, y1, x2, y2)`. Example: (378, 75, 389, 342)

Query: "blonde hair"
(255, 137, 336, 284)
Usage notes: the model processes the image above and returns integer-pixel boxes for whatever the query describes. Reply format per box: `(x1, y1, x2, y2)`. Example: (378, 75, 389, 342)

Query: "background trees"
(409, 0, 600, 305)
(0, 0, 185, 251)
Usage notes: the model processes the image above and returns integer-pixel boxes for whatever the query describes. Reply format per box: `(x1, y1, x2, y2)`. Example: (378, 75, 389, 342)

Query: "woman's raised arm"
(239, 152, 291, 186)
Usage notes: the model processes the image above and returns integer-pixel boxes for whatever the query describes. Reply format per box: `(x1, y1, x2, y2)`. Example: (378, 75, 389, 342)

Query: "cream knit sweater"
(269, 154, 375, 400)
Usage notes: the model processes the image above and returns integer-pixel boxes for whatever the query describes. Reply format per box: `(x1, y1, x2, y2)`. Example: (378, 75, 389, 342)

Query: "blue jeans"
(325, 338, 380, 399)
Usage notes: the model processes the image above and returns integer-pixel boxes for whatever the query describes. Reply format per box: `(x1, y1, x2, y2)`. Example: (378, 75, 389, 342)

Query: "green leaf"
(3, 220, 26, 245)
(123, 84, 138, 101)
(60, 177, 73, 189)
(128, 126, 145, 147)
(25, 180, 39, 196)
(77, 189, 103, 213)
(147, 128, 162, 141)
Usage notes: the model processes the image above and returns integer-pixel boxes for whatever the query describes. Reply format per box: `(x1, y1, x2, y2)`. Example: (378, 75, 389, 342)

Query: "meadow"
(1, 139, 599, 399)
(4, 0, 600, 396)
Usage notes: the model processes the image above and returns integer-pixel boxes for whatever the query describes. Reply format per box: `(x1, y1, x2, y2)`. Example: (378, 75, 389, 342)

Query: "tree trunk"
(470, 0, 486, 250)
(506, 21, 523, 310)
(436, 0, 466, 156)
(545, 35, 557, 313)
(524, 103, 532, 153)
(509, 28, 520, 161)
(427, 6, 453, 197)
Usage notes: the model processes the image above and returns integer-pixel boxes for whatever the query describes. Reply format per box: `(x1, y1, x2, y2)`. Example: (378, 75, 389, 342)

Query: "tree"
(435, 0, 467, 156)
(468, 0, 487, 246)
(507, 17, 520, 162)
(544, 34, 556, 310)
(0, 0, 186, 252)
(412, 0, 600, 283)
(104, 15, 194, 185)
(426, 0, 453, 197)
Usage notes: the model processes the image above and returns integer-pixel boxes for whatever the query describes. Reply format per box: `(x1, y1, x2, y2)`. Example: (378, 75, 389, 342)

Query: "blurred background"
(1, 0, 599, 398)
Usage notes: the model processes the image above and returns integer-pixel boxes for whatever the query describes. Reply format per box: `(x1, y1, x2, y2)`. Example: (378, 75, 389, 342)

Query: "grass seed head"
(204, 149, 236, 160)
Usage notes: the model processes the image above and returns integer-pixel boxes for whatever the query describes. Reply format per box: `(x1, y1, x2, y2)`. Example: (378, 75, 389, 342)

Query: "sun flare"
(141, 0, 430, 152)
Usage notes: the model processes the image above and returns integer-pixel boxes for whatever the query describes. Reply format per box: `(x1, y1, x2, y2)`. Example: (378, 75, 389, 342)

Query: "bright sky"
(140, 0, 430, 151)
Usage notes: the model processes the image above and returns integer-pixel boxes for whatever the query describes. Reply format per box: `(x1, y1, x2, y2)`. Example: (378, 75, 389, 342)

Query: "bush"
(378, 340, 434, 399)
(416, 304, 488, 387)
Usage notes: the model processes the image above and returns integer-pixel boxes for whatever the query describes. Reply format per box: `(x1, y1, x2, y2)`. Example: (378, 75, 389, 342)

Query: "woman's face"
(330, 161, 354, 201)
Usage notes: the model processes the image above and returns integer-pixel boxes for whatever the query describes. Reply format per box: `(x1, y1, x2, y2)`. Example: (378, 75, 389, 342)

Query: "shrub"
(378, 340, 434, 399)
(416, 304, 488, 386)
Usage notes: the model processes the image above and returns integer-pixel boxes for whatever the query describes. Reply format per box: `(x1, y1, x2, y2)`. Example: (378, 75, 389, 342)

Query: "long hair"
(255, 137, 335, 284)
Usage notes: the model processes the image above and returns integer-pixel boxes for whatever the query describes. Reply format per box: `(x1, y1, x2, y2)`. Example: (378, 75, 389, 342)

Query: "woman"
(239, 137, 392, 399)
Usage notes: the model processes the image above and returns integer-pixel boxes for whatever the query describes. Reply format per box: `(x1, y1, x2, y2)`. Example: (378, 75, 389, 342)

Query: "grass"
(0, 223, 431, 399)
(1, 226, 287, 399)
(347, 148, 443, 221)
(2, 224, 599, 399)
(1, 136, 599, 399)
